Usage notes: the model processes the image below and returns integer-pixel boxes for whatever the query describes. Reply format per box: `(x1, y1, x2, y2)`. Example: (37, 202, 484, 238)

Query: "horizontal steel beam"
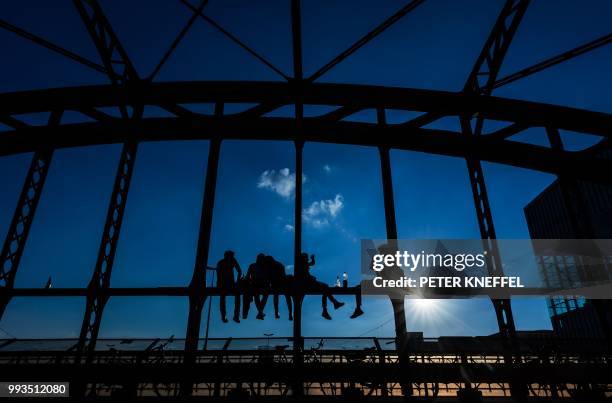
(4, 285, 593, 298)
(0, 82, 609, 136)
(1, 114, 611, 186)
(6, 287, 361, 297)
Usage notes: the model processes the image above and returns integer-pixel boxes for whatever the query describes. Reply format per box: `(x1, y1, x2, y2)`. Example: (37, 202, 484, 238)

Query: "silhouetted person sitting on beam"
(246, 253, 270, 320)
(265, 255, 293, 321)
(295, 252, 344, 320)
(216, 250, 242, 323)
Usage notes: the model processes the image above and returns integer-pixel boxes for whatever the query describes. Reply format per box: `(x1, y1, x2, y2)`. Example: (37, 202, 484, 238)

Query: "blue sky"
(0, 0, 611, 340)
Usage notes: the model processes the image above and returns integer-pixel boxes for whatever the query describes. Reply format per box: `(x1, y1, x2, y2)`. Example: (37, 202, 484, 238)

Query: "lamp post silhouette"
(264, 333, 274, 349)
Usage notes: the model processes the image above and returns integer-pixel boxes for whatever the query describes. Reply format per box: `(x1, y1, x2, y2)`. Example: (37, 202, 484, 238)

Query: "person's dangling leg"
(220, 292, 228, 323)
(258, 293, 269, 314)
(254, 280, 268, 320)
(260, 279, 270, 316)
(316, 280, 343, 319)
(232, 286, 241, 323)
(328, 293, 344, 310)
(253, 294, 263, 319)
(320, 281, 344, 310)
(273, 293, 280, 319)
(242, 290, 251, 319)
(321, 293, 331, 320)
(350, 285, 364, 319)
(284, 294, 293, 320)
(240, 280, 250, 319)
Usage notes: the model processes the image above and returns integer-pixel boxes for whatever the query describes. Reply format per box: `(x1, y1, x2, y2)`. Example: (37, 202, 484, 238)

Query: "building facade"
(524, 178, 612, 339)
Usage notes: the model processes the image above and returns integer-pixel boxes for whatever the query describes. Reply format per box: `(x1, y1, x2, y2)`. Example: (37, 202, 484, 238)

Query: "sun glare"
(412, 298, 437, 313)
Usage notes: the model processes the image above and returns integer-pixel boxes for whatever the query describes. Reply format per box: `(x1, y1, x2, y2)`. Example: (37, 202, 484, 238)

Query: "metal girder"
(464, 0, 529, 96)
(0, 150, 53, 288)
(378, 108, 410, 397)
(292, 140, 304, 396)
(73, 0, 142, 368)
(0, 114, 60, 321)
(1, 82, 609, 137)
(376, 109, 406, 341)
(462, 0, 530, 341)
(464, 0, 530, 136)
(290, 1, 305, 397)
(179, 0, 289, 80)
(463, 1, 530, 400)
(494, 33, 612, 89)
(486, 122, 527, 141)
(0, 115, 28, 130)
(72, 0, 139, 85)
(0, 18, 108, 75)
(182, 105, 223, 397)
(150, 0, 209, 80)
(76, 142, 138, 359)
(308, 0, 426, 82)
(291, 0, 304, 82)
(1, 113, 610, 185)
(6, 286, 363, 297)
(400, 112, 445, 129)
(319, 105, 361, 121)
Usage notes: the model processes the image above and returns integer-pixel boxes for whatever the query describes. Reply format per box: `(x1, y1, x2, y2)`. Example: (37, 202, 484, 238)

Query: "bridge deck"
(1, 336, 609, 400)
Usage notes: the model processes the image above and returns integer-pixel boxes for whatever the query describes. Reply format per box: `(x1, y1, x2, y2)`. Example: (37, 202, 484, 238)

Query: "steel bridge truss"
(0, 0, 611, 400)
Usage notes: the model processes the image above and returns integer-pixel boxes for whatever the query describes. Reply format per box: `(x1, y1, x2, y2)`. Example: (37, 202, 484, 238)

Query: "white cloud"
(302, 194, 344, 228)
(284, 224, 294, 232)
(257, 168, 294, 198)
(257, 168, 305, 199)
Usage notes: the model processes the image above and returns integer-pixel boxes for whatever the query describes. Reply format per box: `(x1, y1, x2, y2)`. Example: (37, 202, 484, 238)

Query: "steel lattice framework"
(0, 0, 611, 401)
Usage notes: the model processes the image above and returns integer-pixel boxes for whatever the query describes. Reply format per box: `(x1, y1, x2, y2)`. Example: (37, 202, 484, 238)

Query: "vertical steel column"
(461, 118, 518, 339)
(293, 140, 304, 346)
(76, 141, 139, 359)
(462, 2, 529, 400)
(0, 113, 60, 320)
(182, 104, 224, 396)
(71, 5, 145, 399)
(290, 0, 305, 395)
(291, 0, 303, 83)
(292, 140, 304, 396)
(377, 108, 407, 341)
(377, 108, 410, 397)
(73, 0, 142, 368)
(462, 0, 529, 341)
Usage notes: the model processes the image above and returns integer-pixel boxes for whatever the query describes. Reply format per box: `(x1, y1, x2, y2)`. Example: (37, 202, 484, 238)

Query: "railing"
(1, 336, 609, 399)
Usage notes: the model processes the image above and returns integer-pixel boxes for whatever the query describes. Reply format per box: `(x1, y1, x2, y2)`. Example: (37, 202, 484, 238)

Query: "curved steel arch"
(1, 81, 611, 135)
(1, 81, 611, 183)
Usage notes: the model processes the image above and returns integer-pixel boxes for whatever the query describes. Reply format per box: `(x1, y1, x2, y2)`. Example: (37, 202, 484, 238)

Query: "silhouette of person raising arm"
(295, 252, 344, 320)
